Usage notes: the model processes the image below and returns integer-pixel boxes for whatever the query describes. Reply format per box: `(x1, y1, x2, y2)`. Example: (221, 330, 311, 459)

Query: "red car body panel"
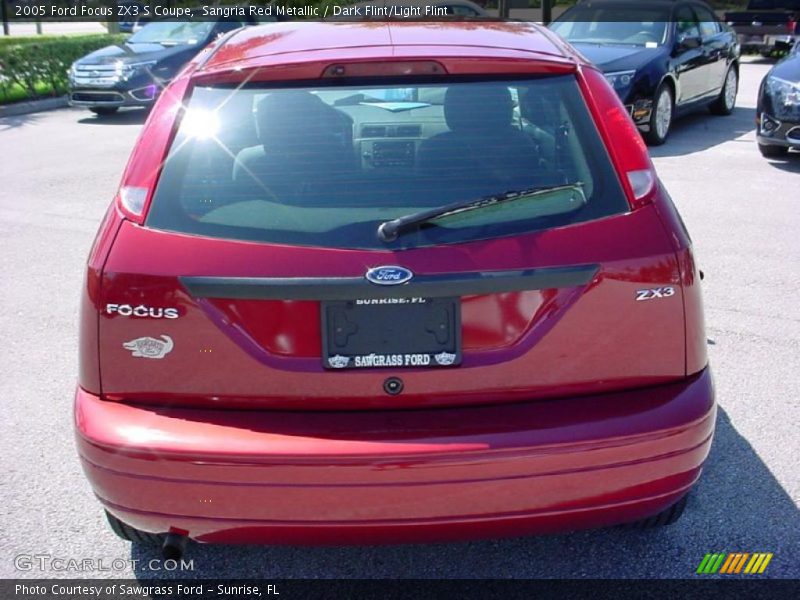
(96, 204, 686, 410)
(76, 368, 714, 544)
(204, 22, 576, 70)
(75, 21, 714, 543)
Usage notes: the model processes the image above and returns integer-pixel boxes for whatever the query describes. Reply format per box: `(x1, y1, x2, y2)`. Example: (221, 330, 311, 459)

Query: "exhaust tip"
(162, 532, 188, 561)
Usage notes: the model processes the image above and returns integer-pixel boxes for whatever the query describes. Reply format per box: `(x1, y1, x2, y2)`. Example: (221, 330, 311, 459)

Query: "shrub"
(0, 34, 128, 103)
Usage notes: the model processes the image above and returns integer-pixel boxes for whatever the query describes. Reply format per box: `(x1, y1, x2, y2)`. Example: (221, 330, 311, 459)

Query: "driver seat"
(233, 91, 355, 201)
(417, 85, 540, 193)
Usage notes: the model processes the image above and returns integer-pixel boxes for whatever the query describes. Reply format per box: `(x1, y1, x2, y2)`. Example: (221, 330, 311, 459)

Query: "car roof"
(570, 0, 708, 7)
(200, 21, 577, 75)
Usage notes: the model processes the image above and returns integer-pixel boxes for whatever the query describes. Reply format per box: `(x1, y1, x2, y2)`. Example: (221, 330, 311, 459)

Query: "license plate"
(79, 79, 115, 87)
(321, 297, 461, 369)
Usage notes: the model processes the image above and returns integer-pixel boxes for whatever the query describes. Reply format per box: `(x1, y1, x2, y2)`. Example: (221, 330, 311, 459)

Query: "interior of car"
(148, 76, 624, 248)
(174, 81, 579, 202)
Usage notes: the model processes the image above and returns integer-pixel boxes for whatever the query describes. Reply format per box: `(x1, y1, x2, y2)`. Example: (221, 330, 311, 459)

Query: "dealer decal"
(123, 335, 174, 359)
(328, 352, 457, 369)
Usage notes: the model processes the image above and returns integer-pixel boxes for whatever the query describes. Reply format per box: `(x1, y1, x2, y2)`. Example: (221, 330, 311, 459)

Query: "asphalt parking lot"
(0, 56, 798, 580)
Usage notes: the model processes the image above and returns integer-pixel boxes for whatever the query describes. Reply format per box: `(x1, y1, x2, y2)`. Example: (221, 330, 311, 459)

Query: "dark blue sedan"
(757, 41, 800, 157)
(550, 0, 741, 145)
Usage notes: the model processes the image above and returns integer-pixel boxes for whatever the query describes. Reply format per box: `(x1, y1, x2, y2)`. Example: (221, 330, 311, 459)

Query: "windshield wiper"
(376, 183, 583, 243)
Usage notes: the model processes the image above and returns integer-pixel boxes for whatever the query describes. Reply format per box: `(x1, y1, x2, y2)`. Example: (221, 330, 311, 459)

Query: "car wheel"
(758, 143, 789, 158)
(644, 84, 673, 146)
(623, 494, 688, 529)
(710, 67, 738, 116)
(89, 107, 119, 116)
(105, 511, 163, 545)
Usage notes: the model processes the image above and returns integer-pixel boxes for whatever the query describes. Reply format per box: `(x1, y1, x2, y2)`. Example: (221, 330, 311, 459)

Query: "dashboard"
(337, 103, 449, 170)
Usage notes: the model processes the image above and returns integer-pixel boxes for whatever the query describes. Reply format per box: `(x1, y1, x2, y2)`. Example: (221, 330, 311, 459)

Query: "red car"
(75, 21, 714, 558)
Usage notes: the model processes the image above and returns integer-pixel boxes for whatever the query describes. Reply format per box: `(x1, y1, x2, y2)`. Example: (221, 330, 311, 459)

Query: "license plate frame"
(321, 297, 461, 370)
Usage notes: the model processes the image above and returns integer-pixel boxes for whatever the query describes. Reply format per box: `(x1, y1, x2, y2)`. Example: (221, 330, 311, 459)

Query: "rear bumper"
(738, 34, 798, 52)
(75, 369, 715, 545)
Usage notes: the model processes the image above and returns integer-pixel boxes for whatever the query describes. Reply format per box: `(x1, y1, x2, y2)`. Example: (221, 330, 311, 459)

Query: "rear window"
(146, 76, 629, 250)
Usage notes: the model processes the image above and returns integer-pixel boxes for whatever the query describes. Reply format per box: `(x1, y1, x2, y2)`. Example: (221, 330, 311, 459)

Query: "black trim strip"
(180, 265, 599, 301)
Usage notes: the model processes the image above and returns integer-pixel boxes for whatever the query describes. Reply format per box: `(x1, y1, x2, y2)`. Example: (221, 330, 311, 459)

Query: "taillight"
(626, 169, 656, 200)
(578, 66, 658, 209)
(78, 204, 123, 395)
(787, 20, 796, 35)
(119, 186, 148, 216)
(114, 78, 190, 223)
(78, 266, 102, 394)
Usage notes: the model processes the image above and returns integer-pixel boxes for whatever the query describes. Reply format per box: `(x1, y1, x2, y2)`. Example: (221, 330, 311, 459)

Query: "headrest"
(520, 87, 558, 124)
(255, 91, 341, 148)
(444, 85, 514, 135)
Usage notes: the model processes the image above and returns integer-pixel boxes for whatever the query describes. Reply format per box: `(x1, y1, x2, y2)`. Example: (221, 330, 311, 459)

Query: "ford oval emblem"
(365, 266, 413, 286)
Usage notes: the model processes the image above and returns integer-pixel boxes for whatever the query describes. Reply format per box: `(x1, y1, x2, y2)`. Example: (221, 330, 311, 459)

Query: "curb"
(0, 95, 69, 118)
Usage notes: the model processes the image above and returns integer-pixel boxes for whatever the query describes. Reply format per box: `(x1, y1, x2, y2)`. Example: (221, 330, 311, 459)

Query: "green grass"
(0, 33, 128, 105)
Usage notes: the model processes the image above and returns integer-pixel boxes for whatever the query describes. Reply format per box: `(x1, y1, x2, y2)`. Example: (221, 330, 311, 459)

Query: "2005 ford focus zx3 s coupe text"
(75, 21, 715, 556)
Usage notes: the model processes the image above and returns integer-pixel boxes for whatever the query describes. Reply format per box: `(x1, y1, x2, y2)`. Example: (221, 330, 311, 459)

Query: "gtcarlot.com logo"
(14, 554, 194, 572)
(696, 552, 773, 575)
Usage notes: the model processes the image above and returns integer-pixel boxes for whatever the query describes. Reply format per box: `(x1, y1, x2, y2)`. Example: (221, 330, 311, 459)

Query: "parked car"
(68, 17, 268, 115)
(757, 41, 800, 156)
(550, 0, 741, 145)
(725, 0, 800, 57)
(76, 21, 713, 556)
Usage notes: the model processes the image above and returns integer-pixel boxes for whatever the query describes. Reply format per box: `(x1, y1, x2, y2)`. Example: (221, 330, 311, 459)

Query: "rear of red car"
(75, 22, 713, 548)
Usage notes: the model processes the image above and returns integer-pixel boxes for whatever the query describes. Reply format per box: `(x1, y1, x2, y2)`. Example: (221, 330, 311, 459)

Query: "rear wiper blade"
(377, 183, 583, 243)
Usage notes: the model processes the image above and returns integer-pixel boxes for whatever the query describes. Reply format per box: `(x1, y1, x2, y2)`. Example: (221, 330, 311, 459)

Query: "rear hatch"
(97, 70, 686, 410)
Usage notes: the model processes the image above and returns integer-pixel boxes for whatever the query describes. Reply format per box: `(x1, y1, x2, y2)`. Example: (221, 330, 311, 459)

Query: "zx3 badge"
(635, 287, 676, 301)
